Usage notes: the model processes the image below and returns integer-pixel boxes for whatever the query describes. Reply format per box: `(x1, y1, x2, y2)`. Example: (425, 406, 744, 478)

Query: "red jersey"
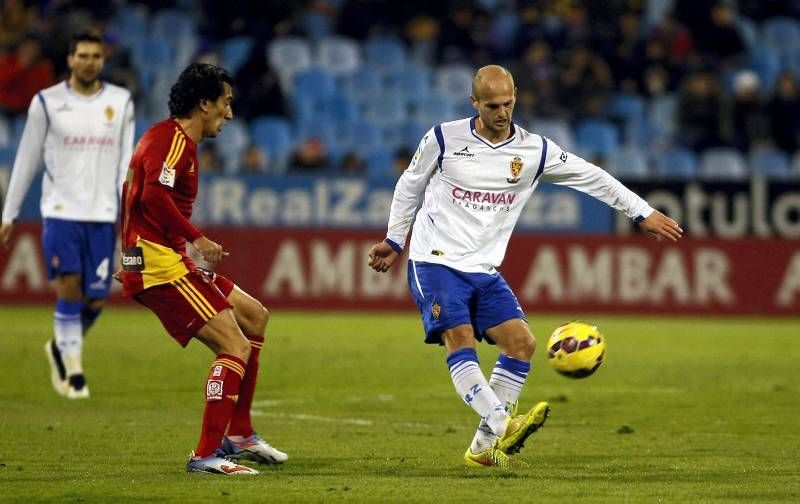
(119, 118, 202, 296)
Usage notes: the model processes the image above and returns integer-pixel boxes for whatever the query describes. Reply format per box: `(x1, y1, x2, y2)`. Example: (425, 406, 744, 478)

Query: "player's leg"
(407, 262, 514, 458)
(79, 222, 116, 336)
(133, 274, 257, 475)
(220, 282, 287, 464)
(471, 274, 549, 455)
(42, 218, 88, 398)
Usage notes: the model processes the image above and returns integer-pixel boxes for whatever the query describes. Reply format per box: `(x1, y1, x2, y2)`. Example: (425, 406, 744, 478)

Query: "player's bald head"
(471, 65, 515, 101)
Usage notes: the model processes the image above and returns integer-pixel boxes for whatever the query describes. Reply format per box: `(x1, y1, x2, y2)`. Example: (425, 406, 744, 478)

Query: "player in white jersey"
(368, 65, 682, 468)
(1, 32, 135, 399)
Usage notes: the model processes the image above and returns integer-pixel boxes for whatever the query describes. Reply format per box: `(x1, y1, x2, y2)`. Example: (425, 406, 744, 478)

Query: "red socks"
(227, 335, 264, 437)
(194, 354, 246, 457)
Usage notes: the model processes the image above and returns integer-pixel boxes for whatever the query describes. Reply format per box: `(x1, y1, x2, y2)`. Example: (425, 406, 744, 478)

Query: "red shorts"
(134, 269, 236, 347)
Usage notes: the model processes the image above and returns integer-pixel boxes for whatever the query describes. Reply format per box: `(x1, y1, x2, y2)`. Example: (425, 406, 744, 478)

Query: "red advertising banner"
(1, 223, 799, 315)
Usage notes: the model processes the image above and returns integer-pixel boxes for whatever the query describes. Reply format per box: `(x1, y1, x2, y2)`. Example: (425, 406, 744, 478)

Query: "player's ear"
(198, 98, 210, 113)
(470, 95, 479, 110)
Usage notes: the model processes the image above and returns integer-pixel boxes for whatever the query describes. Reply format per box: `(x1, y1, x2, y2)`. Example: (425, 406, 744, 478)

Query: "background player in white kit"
(368, 65, 682, 468)
(1, 32, 135, 399)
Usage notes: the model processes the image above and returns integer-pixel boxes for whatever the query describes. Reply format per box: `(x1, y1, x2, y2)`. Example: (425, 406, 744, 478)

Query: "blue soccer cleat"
(186, 449, 259, 475)
(222, 432, 288, 464)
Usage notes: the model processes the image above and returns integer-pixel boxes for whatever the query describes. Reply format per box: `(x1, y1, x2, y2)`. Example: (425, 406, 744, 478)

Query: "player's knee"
(85, 298, 105, 311)
(228, 334, 251, 361)
(240, 303, 268, 335)
(518, 333, 536, 360)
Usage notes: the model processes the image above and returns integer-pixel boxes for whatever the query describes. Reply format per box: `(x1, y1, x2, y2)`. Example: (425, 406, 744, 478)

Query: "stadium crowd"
(1, 0, 800, 179)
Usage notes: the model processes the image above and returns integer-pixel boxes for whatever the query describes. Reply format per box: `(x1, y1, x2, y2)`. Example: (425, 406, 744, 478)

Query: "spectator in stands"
(290, 136, 329, 172)
(692, 1, 746, 67)
(513, 40, 564, 121)
(676, 71, 725, 152)
(728, 70, 770, 152)
(0, 0, 35, 50)
(768, 73, 800, 155)
(558, 45, 613, 118)
(241, 144, 269, 173)
(0, 35, 55, 117)
(198, 143, 223, 173)
(391, 147, 412, 176)
(232, 46, 286, 121)
(605, 10, 647, 94)
(339, 151, 365, 176)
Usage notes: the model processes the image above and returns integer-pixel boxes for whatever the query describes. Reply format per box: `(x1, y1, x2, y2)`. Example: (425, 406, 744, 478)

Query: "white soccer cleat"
(65, 374, 90, 400)
(44, 340, 68, 396)
(222, 433, 288, 464)
(187, 449, 259, 475)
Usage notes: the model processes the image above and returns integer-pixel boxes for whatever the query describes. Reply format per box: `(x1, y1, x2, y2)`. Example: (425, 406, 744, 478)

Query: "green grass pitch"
(1, 306, 799, 502)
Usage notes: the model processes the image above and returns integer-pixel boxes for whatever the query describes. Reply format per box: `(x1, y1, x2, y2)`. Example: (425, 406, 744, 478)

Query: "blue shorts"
(407, 260, 527, 345)
(41, 218, 116, 299)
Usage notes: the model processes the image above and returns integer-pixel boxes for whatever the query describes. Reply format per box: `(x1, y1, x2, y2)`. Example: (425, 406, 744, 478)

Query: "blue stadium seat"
(607, 94, 646, 125)
(575, 119, 619, 159)
(749, 44, 782, 94)
(293, 68, 337, 100)
(215, 119, 250, 173)
(220, 36, 254, 75)
(151, 9, 196, 43)
(698, 148, 748, 180)
(364, 37, 407, 72)
(748, 148, 791, 178)
(762, 17, 800, 54)
(409, 94, 456, 126)
(655, 148, 698, 179)
(339, 68, 382, 104)
(301, 11, 333, 41)
(435, 64, 475, 100)
(530, 118, 575, 152)
(647, 94, 678, 135)
(385, 67, 432, 101)
(737, 16, 760, 52)
(316, 37, 361, 76)
(605, 145, 650, 179)
(343, 121, 383, 157)
(365, 148, 394, 179)
(363, 95, 408, 127)
(250, 116, 293, 171)
(402, 121, 431, 150)
(321, 95, 360, 125)
(267, 38, 313, 92)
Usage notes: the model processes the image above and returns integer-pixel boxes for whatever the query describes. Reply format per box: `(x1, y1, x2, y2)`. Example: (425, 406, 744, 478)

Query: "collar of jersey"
(469, 116, 516, 149)
(64, 80, 106, 101)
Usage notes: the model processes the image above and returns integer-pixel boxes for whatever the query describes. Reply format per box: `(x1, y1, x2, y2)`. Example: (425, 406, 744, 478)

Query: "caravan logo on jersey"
(451, 187, 516, 213)
(507, 156, 524, 184)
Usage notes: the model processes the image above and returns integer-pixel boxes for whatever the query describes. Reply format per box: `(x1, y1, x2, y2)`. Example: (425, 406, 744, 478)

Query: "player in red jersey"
(119, 63, 286, 475)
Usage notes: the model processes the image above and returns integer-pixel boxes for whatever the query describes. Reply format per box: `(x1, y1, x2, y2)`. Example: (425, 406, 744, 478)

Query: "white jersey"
(386, 117, 654, 273)
(1, 81, 135, 224)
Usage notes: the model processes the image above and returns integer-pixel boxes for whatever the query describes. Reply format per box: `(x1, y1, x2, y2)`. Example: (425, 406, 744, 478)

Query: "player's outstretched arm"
(638, 210, 683, 242)
(368, 241, 400, 273)
(0, 222, 14, 250)
(192, 235, 229, 263)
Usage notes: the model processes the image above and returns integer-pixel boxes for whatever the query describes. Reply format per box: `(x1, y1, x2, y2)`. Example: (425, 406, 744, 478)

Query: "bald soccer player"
(368, 65, 682, 468)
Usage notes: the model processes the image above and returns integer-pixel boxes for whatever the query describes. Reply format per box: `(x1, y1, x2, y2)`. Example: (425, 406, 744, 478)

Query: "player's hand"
(192, 236, 229, 263)
(638, 210, 683, 243)
(0, 223, 14, 250)
(368, 241, 400, 273)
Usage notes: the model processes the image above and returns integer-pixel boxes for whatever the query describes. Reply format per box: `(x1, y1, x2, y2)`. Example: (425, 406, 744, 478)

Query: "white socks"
(447, 348, 508, 438)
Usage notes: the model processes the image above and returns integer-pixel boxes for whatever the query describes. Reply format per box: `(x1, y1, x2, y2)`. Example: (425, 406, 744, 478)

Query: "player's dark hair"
(168, 63, 233, 118)
(68, 32, 103, 55)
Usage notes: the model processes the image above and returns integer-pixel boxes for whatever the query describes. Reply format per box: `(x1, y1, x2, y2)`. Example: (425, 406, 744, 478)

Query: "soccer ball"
(546, 321, 606, 379)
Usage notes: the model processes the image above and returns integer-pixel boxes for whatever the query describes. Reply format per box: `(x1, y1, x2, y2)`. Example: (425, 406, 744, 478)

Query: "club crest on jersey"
(507, 156, 523, 184)
(159, 162, 176, 187)
(432, 303, 441, 320)
(104, 106, 114, 123)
